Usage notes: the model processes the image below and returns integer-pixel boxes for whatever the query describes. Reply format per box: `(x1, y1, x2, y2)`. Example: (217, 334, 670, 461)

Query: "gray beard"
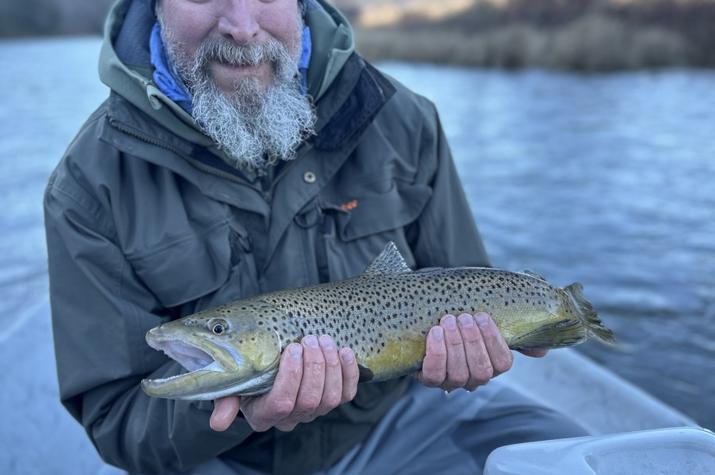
(159, 19, 316, 173)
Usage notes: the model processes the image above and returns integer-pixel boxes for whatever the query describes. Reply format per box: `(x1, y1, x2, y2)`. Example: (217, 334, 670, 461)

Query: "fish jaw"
(141, 364, 278, 400)
(141, 325, 277, 400)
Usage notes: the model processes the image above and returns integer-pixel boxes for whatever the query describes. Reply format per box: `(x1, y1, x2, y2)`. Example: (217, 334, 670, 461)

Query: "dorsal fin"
(521, 269, 548, 281)
(364, 242, 412, 275)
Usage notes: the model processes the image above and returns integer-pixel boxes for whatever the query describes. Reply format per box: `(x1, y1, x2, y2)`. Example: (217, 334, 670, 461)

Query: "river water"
(377, 62, 715, 431)
(0, 38, 713, 473)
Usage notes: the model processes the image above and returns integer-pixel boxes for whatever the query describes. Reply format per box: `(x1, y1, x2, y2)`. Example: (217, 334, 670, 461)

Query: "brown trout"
(142, 242, 614, 400)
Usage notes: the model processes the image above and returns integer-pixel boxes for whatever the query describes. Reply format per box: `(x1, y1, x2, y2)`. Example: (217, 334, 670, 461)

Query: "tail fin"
(564, 283, 616, 345)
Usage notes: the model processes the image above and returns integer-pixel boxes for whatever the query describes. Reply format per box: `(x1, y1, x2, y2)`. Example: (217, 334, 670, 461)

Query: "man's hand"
(417, 312, 548, 392)
(210, 335, 359, 432)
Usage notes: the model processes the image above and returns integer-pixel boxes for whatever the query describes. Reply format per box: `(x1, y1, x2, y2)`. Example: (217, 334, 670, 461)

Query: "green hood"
(98, 0, 355, 149)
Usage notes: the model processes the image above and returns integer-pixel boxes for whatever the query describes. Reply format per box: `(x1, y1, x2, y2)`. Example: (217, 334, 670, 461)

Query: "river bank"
(4, 1, 715, 70)
(355, 17, 689, 70)
(354, 1, 715, 70)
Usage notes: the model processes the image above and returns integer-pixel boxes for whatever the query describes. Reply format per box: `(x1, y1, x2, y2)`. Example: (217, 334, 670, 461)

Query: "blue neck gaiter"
(149, 23, 192, 112)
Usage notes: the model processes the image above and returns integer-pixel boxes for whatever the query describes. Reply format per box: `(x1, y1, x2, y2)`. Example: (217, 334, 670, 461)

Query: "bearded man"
(44, 1, 587, 474)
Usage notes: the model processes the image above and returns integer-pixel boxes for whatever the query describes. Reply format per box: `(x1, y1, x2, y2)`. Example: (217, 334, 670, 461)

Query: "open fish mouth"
(141, 334, 237, 399)
(142, 334, 280, 400)
(147, 339, 224, 374)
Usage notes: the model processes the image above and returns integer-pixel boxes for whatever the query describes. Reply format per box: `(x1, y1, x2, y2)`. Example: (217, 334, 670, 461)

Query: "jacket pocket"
(222, 222, 260, 300)
(323, 182, 432, 280)
(127, 220, 233, 308)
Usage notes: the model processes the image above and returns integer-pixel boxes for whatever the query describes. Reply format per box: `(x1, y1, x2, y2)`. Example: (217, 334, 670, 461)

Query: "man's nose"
(217, 0, 260, 44)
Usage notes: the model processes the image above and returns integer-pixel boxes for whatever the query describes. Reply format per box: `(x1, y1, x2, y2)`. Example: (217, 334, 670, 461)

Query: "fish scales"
(247, 268, 568, 380)
(142, 242, 615, 400)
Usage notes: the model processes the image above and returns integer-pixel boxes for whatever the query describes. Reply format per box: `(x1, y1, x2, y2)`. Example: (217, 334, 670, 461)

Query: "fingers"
(418, 312, 515, 393)
(474, 313, 513, 376)
(339, 347, 359, 403)
(210, 396, 240, 432)
(441, 314, 470, 390)
(274, 336, 356, 432)
(243, 343, 303, 432)
(291, 335, 326, 424)
(418, 326, 447, 387)
(457, 314, 493, 391)
(241, 336, 359, 433)
(316, 335, 342, 416)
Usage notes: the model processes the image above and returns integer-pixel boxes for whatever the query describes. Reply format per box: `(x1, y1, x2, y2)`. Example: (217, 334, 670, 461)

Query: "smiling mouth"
(213, 60, 267, 71)
(217, 60, 260, 67)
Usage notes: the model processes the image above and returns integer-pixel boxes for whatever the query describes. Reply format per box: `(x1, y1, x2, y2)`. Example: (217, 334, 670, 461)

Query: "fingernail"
(475, 313, 491, 327)
(319, 335, 335, 350)
(289, 343, 302, 359)
(458, 314, 474, 328)
(431, 326, 444, 341)
(340, 348, 354, 364)
(304, 335, 319, 348)
(442, 315, 456, 330)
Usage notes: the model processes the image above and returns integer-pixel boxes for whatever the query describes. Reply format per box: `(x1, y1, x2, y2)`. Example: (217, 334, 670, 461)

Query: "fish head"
(141, 302, 284, 400)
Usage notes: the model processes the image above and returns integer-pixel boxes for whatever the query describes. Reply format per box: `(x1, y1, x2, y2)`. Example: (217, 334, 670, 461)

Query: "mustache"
(194, 37, 288, 69)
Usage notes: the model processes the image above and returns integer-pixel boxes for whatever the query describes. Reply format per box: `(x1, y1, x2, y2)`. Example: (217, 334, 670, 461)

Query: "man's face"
(158, 0, 302, 95)
(156, 0, 316, 172)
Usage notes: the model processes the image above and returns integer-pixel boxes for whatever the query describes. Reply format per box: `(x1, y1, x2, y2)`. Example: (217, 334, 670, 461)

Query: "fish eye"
(208, 319, 229, 335)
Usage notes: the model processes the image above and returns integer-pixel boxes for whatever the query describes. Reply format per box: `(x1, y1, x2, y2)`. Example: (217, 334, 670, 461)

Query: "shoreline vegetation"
(2, 0, 715, 70)
(346, 0, 715, 70)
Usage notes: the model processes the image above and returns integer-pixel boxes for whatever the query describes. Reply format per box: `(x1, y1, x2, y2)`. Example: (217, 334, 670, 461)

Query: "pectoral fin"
(357, 364, 374, 382)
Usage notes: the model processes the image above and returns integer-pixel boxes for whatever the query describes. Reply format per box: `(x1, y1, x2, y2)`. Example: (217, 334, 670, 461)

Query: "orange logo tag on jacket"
(340, 200, 359, 212)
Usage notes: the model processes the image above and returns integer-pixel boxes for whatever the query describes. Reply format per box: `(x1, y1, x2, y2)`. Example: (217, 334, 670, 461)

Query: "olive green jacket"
(44, 0, 489, 473)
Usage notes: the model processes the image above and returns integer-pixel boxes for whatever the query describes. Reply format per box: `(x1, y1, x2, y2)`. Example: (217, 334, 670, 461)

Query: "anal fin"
(508, 318, 587, 350)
